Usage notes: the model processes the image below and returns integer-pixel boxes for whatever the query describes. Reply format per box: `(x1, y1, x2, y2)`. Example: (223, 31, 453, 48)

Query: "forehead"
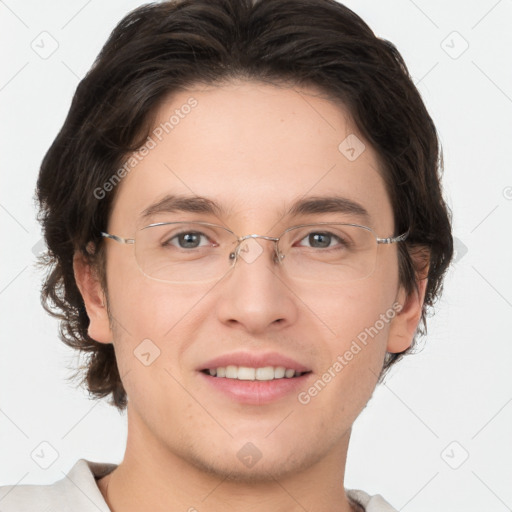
(109, 80, 394, 233)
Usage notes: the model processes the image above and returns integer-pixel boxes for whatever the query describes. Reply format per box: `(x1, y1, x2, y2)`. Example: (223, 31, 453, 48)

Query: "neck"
(99, 406, 359, 512)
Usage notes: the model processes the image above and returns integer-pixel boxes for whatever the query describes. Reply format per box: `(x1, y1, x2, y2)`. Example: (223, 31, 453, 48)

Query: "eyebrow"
(140, 194, 226, 219)
(140, 194, 371, 223)
(286, 195, 370, 223)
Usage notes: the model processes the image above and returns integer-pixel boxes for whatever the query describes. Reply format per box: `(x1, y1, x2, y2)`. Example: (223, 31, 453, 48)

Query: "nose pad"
(275, 246, 286, 263)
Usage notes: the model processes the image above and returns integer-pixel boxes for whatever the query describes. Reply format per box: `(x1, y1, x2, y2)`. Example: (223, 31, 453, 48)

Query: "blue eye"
(299, 232, 346, 249)
(168, 231, 210, 249)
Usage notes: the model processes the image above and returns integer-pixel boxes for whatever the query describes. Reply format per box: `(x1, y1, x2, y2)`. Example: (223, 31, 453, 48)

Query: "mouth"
(196, 352, 313, 404)
(197, 361, 313, 405)
(200, 365, 313, 381)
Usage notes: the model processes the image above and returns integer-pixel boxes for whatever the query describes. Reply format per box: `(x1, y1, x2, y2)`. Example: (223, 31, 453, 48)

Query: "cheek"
(294, 282, 397, 423)
(292, 262, 399, 343)
(104, 278, 205, 416)
(324, 258, 401, 392)
(291, 263, 399, 393)
(104, 250, 211, 377)
(105, 244, 206, 337)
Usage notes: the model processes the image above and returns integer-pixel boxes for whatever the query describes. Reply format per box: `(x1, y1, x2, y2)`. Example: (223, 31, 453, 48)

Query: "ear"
(73, 251, 113, 344)
(387, 276, 428, 353)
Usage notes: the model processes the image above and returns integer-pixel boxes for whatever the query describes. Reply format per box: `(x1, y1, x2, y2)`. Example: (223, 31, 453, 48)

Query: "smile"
(201, 365, 311, 380)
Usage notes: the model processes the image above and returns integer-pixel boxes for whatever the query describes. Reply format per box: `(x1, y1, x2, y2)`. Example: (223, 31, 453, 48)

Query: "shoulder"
(0, 459, 117, 512)
(346, 488, 399, 512)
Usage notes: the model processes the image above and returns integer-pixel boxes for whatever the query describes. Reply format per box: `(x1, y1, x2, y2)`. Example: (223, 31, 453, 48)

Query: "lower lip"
(198, 371, 313, 405)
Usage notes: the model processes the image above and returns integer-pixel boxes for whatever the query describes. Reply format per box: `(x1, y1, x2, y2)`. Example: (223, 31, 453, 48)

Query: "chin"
(190, 455, 307, 483)
(181, 437, 324, 483)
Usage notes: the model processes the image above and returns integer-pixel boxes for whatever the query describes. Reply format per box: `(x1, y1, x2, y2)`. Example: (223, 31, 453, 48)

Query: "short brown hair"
(36, 0, 453, 411)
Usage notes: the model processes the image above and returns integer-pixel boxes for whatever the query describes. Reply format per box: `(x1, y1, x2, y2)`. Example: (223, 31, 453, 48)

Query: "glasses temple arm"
(376, 228, 410, 245)
(101, 232, 135, 245)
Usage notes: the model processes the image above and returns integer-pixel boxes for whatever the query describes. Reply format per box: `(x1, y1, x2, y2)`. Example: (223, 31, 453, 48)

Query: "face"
(82, 80, 419, 481)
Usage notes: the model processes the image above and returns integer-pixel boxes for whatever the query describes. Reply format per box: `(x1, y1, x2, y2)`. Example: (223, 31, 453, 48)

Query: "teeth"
(226, 365, 238, 379)
(205, 365, 304, 381)
(237, 366, 255, 380)
(273, 367, 286, 379)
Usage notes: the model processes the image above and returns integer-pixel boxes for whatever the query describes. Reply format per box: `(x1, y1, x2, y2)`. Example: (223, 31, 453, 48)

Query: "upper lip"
(198, 351, 311, 372)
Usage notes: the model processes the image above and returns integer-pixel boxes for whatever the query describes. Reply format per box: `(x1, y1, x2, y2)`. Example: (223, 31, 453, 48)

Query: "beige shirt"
(0, 459, 398, 511)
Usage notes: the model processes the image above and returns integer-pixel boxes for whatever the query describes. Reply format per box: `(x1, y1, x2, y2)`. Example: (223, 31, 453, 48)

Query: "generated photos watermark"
(297, 301, 403, 405)
(93, 97, 198, 200)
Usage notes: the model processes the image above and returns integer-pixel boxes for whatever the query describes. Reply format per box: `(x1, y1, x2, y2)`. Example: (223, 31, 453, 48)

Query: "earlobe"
(73, 251, 113, 344)
(387, 276, 428, 353)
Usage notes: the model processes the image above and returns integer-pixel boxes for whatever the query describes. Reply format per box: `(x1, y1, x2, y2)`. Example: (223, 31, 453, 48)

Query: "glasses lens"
(135, 222, 237, 283)
(278, 224, 377, 282)
(133, 222, 378, 283)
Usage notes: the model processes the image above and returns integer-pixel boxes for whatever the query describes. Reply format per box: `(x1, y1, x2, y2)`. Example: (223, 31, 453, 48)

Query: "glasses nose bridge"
(232, 233, 282, 263)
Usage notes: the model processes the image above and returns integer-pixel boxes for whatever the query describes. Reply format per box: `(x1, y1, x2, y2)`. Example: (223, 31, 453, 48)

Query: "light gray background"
(1, 1, 511, 511)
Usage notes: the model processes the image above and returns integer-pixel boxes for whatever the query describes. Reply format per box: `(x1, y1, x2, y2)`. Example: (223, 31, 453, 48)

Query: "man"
(0, 0, 453, 510)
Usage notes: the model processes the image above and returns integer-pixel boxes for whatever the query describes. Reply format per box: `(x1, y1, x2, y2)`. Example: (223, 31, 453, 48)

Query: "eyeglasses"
(101, 220, 409, 284)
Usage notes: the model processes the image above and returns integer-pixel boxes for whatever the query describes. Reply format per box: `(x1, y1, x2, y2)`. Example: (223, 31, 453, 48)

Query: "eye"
(166, 231, 212, 249)
(297, 231, 347, 249)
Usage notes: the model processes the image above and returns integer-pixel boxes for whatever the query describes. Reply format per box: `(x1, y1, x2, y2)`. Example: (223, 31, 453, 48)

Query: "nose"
(215, 236, 298, 334)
